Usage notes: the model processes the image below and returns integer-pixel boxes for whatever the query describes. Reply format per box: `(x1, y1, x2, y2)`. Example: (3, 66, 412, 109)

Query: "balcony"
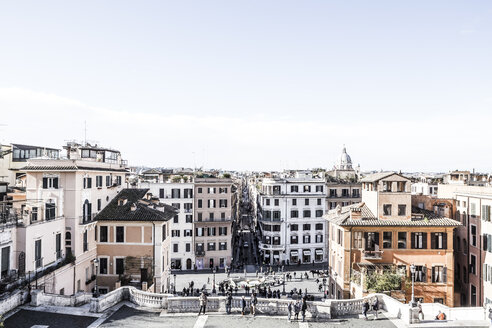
(362, 250, 383, 260)
(195, 250, 205, 257)
(79, 213, 97, 225)
(194, 217, 232, 223)
(258, 242, 283, 250)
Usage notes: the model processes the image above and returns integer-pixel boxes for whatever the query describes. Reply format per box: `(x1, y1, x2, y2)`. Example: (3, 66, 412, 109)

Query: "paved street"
(4, 309, 97, 328)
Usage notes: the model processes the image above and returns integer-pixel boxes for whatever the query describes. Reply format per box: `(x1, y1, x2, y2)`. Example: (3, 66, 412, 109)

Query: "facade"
(325, 172, 460, 306)
(18, 142, 128, 295)
(257, 171, 327, 266)
(193, 178, 236, 270)
(0, 143, 60, 187)
(95, 189, 176, 293)
(139, 178, 195, 270)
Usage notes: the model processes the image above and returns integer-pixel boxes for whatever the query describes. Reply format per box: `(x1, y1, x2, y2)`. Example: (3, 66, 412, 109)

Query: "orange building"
(325, 172, 460, 306)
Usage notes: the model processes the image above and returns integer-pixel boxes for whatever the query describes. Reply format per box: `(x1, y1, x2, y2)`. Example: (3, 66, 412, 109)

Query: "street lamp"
(410, 264, 416, 307)
(212, 267, 217, 294)
(333, 272, 338, 299)
(173, 274, 177, 295)
(93, 258, 99, 298)
(282, 272, 286, 295)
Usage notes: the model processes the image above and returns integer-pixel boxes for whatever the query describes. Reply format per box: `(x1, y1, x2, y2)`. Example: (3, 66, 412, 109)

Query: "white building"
(257, 171, 327, 266)
(139, 178, 195, 270)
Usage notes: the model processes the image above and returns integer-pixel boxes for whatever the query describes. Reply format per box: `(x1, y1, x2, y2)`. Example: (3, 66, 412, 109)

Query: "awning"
(315, 250, 323, 255)
(303, 250, 311, 256)
(273, 255, 279, 259)
(290, 251, 298, 256)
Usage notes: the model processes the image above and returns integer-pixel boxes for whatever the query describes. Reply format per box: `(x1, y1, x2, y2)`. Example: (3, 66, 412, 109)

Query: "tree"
(365, 271, 402, 293)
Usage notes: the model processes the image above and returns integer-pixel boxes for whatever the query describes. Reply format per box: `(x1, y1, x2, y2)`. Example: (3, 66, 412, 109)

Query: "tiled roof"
(324, 203, 461, 227)
(360, 172, 398, 182)
(95, 188, 177, 222)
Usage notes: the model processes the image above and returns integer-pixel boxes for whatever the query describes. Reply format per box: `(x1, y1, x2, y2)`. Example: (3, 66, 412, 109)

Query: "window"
(83, 177, 92, 189)
(316, 185, 323, 192)
(115, 258, 124, 275)
(383, 232, 392, 248)
(83, 231, 88, 252)
(45, 201, 56, 220)
(303, 224, 311, 231)
(383, 204, 392, 216)
(315, 223, 323, 230)
(172, 230, 181, 237)
(162, 224, 167, 241)
(186, 243, 191, 252)
(398, 232, 407, 249)
(290, 209, 299, 218)
(305, 199, 309, 206)
(329, 189, 337, 197)
(100, 226, 108, 242)
(414, 265, 426, 282)
(42, 177, 58, 189)
(198, 199, 203, 208)
(99, 258, 108, 274)
(186, 215, 192, 223)
(353, 232, 363, 249)
(292, 199, 297, 206)
(303, 185, 311, 192)
(55, 233, 61, 259)
(342, 189, 349, 197)
(173, 244, 178, 253)
(352, 189, 360, 198)
(196, 227, 204, 237)
(198, 187, 202, 193)
(315, 234, 323, 243)
(273, 211, 281, 220)
(411, 232, 427, 249)
(290, 224, 298, 231)
(338, 229, 343, 245)
(97, 199, 102, 211)
(482, 205, 491, 222)
(207, 227, 216, 236)
(31, 207, 38, 222)
(431, 232, 447, 249)
(220, 199, 228, 208)
(219, 187, 228, 194)
(290, 235, 298, 244)
(184, 188, 193, 198)
(470, 254, 476, 275)
(184, 229, 192, 237)
(398, 205, 406, 216)
(432, 266, 446, 283)
(209, 212, 214, 220)
(219, 242, 227, 250)
(317, 198, 322, 206)
(291, 185, 299, 192)
(303, 235, 311, 243)
(315, 210, 323, 218)
(208, 199, 216, 208)
(35, 239, 42, 268)
(303, 210, 311, 218)
(274, 199, 279, 206)
(265, 199, 270, 206)
(219, 227, 227, 236)
(171, 189, 180, 198)
(106, 175, 112, 186)
(96, 175, 103, 188)
(207, 242, 216, 251)
(116, 227, 124, 243)
(471, 225, 477, 247)
(365, 232, 378, 250)
(471, 203, 476, 216)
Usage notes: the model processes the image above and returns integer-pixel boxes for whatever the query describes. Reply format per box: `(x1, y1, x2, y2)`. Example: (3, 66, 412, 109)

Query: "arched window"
(65, 231, 71, 240)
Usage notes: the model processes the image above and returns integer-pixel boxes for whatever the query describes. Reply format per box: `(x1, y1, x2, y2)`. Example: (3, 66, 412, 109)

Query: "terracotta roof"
(95, 188, 177, 222)
(324, 203, 461, 227)
(360, 172, 400, 182)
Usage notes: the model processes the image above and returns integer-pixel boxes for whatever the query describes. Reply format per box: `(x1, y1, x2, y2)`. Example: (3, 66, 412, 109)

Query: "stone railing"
(0, 289, 29, 316)
(90, 286, 131, 313)
(129, 288, 173, 309)
(31, 289, 92, 307)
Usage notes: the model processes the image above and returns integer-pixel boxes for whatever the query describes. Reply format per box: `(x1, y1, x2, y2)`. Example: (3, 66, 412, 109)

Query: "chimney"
(130, 203, 137, 211)
(350, 207, 362, 220)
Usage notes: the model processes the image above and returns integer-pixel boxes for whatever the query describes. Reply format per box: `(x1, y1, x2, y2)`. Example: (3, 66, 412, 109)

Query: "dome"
(337, 146, 352, 170)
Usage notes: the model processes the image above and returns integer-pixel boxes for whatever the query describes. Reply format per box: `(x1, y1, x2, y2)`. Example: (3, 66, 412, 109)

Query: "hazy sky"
(1, 1, 491, 172)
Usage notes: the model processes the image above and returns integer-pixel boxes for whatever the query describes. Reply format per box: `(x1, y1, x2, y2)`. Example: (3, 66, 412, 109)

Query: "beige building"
(95, 189, 176, 293)
(194, 178, 237, 270)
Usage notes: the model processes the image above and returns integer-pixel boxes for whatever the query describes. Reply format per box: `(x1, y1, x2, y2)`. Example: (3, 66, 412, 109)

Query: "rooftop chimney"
(350, 207, 362, 220)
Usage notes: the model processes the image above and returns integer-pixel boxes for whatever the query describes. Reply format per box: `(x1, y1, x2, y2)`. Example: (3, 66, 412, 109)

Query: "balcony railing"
(35, 257, 43, 269)
(362, 250, 383, 260)
(79, 213, 98, 225)
(195, 250, 205, 257)
(194, 217, 232, 223)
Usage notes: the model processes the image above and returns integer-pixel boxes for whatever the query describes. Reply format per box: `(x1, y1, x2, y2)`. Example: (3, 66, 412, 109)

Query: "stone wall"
(30, 289, 92, 307)
(0, 289, 29, 316)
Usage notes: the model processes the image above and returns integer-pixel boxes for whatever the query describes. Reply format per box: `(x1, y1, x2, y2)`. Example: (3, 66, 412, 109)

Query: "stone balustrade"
(30, 289, 92, 308)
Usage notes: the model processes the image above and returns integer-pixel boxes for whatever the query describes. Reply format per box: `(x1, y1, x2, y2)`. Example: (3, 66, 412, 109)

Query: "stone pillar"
(408, 306, 420, 324)
(218, 297, 226, 313)
(30, 289, 42, 307)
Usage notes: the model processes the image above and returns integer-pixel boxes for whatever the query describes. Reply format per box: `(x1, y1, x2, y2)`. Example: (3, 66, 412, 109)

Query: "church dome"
(337, 146, 352, 170)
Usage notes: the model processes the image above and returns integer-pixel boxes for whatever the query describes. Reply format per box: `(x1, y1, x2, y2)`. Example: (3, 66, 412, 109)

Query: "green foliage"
(222, 173, 231, 178)
(365, 271, 402, 293)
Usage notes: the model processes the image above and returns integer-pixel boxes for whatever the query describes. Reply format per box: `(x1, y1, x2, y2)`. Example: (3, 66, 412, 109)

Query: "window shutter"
(482, 205, 486, 221)
(443, 233, 447, 249)
(422, 233, 427, 249)
(52, 177, 58, 189)
(431, 233, 436, 249)
(43, 177, 48, 189)
(411, 233, 415, 249)
(423, 266, 427, 282)
(443, 267, 447, 283)
(83, 178, 86, 189)
(431, 266, 435, 283)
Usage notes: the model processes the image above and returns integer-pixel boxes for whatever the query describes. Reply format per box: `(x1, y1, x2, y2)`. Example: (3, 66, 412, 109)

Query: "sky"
(0, 1, 491, 172)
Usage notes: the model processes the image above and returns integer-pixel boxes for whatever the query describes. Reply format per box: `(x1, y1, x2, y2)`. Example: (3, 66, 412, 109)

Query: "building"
(325, 172, 460, 306)
(95, 189, 176, 293)
(326, 146, 360, 181)
(443, 170, 491, 187)
(17, 142, 128, 295)
(411, 175, 442, 196)
(193, 178, 236, 270)
(0, 143, 60, 187)
(256, 171, 327, 266)
(139, 176, 195, 270)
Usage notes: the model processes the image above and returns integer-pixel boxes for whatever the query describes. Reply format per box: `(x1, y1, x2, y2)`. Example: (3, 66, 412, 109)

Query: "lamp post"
(93, 258, 99, 298)
(333, 272, 338, 299)
(282, 272, 286, 295)
(212, 267, 217, 294)
(173, 274, 176, 295)
(410, 264, 416, 307)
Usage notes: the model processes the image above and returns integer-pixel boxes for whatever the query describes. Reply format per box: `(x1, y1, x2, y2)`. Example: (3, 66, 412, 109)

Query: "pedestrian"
(287, 301, 293, 321)
(372, 296, 379, 319)
(235, 286, 238, 295)
(362, 299, 369, 320)
(294, 300, 300, 320)
(226, 291, 232, 314)
(489, 308, 492, 326)
(241, 296, 247, 315)
(301, 297, 307, 322)
(250, 293, 257, 316)
(417, 301, 424, 321)
(294, 272, 296, 279)
(198, 291, 208, 315)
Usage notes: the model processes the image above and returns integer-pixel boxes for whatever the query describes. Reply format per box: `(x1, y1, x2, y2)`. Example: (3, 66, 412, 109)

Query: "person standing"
(294, 300, 300, 320)
(301, 297, 307, 322)
(287, 301, 293, 322)
(198, 291, 208, 315)
(372, 296, 379, 319)
(362, 299, 369, 320)
(417, 301, 424, 321)
(226, 292, 232, 314)
(241, 296, 247, 315)
(250, 293, 257, 316)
